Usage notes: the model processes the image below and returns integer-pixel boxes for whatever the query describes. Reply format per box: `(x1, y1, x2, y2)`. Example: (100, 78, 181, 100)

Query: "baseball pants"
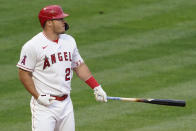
(30, 95, 75, 131)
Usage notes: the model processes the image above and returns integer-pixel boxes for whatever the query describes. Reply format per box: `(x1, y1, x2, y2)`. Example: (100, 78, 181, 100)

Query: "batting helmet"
(38, 5, 69, 28)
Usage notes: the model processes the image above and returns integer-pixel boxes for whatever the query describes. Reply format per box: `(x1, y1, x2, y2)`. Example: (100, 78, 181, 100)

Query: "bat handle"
(107, 96, 121, 100)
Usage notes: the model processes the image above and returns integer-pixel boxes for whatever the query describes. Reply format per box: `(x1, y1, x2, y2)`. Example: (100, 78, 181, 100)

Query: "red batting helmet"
(38, 5, 69, 28)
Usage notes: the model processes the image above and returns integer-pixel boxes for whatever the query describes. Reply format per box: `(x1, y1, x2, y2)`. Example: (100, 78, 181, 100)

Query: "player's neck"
(43, 30, 59, 42)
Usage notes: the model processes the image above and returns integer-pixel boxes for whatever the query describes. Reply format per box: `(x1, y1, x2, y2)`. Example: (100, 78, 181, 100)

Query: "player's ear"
(45, 20, 53, 28)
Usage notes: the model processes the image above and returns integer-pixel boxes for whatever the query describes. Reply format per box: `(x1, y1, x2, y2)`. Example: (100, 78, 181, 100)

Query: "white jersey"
(17, 32, 84, 96)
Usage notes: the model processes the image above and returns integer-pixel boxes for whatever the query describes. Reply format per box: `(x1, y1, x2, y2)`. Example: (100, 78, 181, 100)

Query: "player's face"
(51, 18, 66, 34)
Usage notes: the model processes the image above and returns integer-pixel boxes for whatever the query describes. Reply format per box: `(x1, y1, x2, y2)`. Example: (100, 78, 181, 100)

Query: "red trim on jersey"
(85, 76, 100, 89)
(17, 64, 33, 72)
(53, 38, 59, 43)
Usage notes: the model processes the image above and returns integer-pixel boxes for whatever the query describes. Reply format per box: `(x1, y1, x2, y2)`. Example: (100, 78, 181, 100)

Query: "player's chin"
(59, 29, 65, 34)
(60, 31, 65, 34)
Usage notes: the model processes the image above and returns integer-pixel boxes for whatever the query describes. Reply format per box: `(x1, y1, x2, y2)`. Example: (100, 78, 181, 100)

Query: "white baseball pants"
(30, 95, 75, 131)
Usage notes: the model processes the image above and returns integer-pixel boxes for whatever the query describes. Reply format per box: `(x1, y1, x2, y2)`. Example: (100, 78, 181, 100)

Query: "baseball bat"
(107, 96, 186, 107)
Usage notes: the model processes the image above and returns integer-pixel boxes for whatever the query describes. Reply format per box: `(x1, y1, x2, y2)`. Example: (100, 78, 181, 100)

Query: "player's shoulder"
(22, 32, 43, 50)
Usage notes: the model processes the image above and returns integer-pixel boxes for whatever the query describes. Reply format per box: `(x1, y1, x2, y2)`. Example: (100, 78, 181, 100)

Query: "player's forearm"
(74, 63, 92, 81)
(18, 68, 39, 99)
(74, 63, 100, 89)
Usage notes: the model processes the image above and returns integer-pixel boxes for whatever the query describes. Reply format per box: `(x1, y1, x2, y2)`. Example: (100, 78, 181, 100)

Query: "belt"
(51, 95, 68, 101)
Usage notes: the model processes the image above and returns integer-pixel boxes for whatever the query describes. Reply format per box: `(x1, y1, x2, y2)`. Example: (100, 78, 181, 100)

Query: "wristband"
(85, 76, 99, 89)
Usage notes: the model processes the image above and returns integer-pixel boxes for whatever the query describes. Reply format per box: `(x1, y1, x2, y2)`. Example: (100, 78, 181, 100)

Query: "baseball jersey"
(17, 32, 84, 96)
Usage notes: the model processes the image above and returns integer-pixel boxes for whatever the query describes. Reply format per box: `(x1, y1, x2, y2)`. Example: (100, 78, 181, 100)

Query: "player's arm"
(18, 68, 39, 99)
(73, 63, 91, 81)
(74, 63, 107, 102)
(18, 68, 55, 106)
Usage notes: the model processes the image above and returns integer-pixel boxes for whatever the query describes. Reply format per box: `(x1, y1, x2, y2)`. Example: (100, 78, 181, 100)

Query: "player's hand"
(37, 94, 56, 106)
(94, 85, 107, 102)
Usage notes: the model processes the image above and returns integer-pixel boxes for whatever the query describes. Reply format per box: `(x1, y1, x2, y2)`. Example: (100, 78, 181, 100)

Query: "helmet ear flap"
(64, 22, 69, 31)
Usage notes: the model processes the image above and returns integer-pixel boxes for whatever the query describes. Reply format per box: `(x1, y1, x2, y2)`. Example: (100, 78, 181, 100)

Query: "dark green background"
(0, 0, 195, 130)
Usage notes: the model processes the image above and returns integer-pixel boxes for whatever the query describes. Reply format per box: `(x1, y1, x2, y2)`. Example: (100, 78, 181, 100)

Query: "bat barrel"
(143, 99, 186, 107)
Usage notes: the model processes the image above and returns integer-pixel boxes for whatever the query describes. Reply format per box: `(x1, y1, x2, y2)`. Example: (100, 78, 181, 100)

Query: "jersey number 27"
(65, 68, 71, 81)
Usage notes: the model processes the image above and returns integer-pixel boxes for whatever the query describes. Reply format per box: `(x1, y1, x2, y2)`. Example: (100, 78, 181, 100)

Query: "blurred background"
(0, 0, 196, 130)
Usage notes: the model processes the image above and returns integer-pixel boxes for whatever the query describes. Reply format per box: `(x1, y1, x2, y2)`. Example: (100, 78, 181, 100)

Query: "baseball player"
(17, 5, 107, 131)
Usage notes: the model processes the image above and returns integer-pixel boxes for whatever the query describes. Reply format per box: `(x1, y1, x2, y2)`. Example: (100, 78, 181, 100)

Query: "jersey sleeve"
(16, 43, 37, 72)
(71, 40, 84, 69)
